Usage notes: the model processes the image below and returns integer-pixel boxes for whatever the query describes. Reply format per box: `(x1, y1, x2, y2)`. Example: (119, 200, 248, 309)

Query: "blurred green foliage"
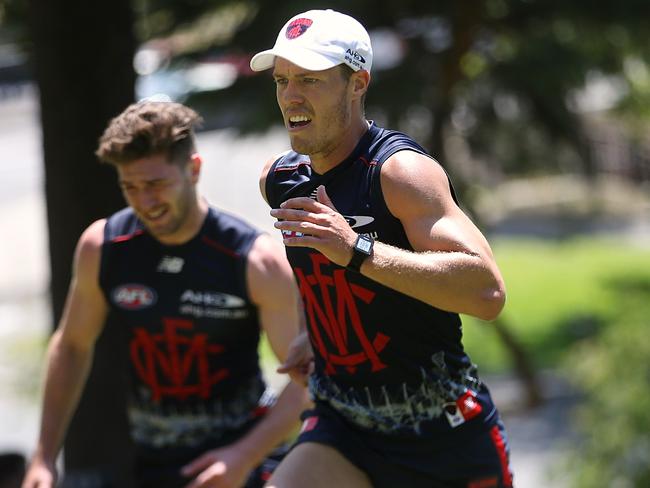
(464, 238, 650, 485)
(3, 1, 649, 187)
(564, 287, 650, 487)
(462, 237, 650, 372)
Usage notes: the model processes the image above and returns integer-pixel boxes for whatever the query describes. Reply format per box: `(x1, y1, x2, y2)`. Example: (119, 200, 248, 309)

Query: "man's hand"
(21, 457, 57, 488)
(276, 329, 314, 387)
(270, 185, 357, 267)
(181, 445, 253, 488)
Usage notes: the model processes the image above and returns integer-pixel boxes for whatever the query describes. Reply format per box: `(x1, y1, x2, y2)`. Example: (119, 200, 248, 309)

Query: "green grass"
(462, 237, 650, 372)
(258, 334, 278, 369)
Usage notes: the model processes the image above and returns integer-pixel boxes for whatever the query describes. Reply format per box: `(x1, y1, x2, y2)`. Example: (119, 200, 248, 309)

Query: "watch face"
(356, 236, 373, 254)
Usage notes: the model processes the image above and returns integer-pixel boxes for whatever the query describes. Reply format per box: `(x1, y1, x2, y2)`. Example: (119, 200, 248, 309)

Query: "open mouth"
(143, 206, 167, 222)
(288, 114, 312, 129)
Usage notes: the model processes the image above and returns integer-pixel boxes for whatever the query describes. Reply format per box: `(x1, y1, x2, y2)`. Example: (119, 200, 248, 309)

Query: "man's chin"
(289, 137, 314, 156)
(144, 222, 172, 238)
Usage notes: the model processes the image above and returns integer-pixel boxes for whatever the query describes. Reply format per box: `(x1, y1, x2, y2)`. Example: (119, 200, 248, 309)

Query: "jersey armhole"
(98, 220, 112, 302)
(371, 149, 461, 222)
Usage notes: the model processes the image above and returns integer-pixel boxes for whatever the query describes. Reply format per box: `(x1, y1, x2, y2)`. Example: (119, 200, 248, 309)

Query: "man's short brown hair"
(96, 101, 203, 166)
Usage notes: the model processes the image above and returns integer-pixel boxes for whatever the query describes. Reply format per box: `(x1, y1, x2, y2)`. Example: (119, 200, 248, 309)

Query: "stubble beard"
(145, 185, 194, 240)
(289, 92, 351, 159)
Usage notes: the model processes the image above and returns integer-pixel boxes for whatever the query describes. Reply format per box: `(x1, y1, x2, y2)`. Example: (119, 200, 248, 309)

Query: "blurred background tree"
(1, 0, 649, 485)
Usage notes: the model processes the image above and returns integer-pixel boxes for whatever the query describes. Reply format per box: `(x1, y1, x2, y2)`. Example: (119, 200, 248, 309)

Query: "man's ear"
(351, 70, 371, 100)
(189, 153, 202, 182)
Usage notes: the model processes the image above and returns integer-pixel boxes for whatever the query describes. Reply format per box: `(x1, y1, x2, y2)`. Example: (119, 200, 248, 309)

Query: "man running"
(23, 101, 308, 488)
(251, 9, 513, 488)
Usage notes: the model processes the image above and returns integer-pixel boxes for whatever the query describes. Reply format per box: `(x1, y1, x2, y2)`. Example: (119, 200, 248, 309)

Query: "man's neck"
(155, 197, 208, 246)
(309, 118, 370, 174)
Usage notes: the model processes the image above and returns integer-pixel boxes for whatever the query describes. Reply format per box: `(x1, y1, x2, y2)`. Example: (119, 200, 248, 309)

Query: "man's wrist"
(346, 234, 374, 273)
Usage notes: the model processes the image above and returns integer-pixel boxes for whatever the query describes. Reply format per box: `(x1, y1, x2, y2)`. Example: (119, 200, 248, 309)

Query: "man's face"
(116, 153, 198, 241)
(273, 58, 353, 159)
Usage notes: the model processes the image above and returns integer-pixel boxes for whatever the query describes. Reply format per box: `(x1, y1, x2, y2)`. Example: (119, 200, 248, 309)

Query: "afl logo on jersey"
(112, 284, 157, 310)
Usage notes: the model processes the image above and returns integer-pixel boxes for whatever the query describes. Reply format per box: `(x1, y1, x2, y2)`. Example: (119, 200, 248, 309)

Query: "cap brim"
(250, 46, 342, 72)
(249, 49, 276, 72)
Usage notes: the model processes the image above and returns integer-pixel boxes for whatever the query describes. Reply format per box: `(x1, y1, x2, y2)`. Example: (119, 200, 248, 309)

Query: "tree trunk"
(29, 0, 136, 485)
(429, 0, 543, 409)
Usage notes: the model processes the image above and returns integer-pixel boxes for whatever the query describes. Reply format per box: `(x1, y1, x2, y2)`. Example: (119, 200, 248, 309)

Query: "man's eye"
(274, 78, 287, 85)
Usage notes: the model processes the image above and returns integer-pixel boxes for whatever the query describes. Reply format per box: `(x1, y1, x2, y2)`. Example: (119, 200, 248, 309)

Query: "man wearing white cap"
(251, 9, 513, 488)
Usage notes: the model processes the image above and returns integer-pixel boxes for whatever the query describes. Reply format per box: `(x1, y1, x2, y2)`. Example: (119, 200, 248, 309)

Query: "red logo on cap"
(286, 18, 313, 39)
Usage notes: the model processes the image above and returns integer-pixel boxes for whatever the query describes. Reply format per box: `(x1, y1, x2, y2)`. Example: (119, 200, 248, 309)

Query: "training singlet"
(99, 206, 269, 451)
(266, 122, 499, 437)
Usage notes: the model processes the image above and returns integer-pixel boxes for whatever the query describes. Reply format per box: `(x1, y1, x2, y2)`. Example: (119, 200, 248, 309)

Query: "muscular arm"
(271, 151, 505, 321)
(363, 151, 505, 320)
(23, 220, 109, 488)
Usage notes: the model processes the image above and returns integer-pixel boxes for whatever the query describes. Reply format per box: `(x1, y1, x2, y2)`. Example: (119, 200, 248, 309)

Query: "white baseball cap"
(250, 9, 373, 73)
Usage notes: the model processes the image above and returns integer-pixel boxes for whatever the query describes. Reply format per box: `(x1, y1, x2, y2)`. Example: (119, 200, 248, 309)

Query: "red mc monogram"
(295, 253, 390, 374)
(130, 318, 229, 401)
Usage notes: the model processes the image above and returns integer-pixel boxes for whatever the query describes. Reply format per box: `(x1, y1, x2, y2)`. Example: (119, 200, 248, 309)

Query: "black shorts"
(294, 402, 513, 488)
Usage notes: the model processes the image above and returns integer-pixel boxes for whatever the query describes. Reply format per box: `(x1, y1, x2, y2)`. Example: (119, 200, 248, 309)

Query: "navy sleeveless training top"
(99, 206, 269, 449)
(266, 122, 498, 436)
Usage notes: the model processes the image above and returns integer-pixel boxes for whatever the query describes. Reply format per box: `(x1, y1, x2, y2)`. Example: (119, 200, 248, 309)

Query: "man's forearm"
(231, 380, 309, 468)
(34, 331, 94, 463)
(361, 241, 505, 321)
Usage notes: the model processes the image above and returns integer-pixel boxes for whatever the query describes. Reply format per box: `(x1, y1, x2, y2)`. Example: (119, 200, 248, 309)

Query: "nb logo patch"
(157, 256, 184, 273)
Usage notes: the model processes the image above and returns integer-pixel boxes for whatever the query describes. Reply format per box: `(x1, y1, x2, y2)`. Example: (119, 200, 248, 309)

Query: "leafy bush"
(462, 238, 650, 373)
(564, 287, 650, 487)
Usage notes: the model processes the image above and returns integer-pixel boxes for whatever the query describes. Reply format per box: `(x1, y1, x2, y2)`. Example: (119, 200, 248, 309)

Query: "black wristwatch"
(347, 234, 374, 273)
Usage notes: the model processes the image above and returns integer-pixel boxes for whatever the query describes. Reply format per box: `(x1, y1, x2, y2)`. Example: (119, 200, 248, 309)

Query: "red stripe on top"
(489, 425, 513, 487)
(201, 235, 240, 258)
(111, 229, 145, 243)
(358, 156, 377, 167)
(274, 161, 311, 172)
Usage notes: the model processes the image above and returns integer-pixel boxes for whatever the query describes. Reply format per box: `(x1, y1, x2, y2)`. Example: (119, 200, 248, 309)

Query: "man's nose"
(132, 187, 158, 209)
(282, 80, 304, 104)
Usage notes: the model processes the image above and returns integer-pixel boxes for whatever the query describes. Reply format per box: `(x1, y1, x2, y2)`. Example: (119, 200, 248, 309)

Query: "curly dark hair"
(96, 101, 203, 166)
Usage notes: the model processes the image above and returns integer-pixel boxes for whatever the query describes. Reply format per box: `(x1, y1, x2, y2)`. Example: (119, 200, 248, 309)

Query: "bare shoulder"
(246, 233, 294, 305)
(259, 152, 289, 203)
(59, 219, 110, 342)
(74, 219, 106, 282)
(380, 150, 456, 218)
(247, 232, 289, 274)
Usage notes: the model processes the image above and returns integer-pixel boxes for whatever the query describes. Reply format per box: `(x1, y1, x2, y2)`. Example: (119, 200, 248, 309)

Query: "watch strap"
(346, 235, 374, 273)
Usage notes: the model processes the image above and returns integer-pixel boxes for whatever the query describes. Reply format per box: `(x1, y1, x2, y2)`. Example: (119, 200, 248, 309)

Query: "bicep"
(381, 153, 494, 256)
(57, 221, 109, 350)
(247, 234, 301, 363)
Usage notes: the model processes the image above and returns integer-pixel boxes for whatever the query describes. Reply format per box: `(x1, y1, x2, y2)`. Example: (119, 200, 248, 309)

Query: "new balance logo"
(157, 256, 184, 273)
